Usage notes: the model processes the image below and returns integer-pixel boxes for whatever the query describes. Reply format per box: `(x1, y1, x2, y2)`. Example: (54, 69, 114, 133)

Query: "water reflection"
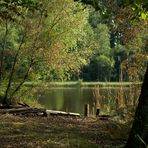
(37, 85, 140, 115)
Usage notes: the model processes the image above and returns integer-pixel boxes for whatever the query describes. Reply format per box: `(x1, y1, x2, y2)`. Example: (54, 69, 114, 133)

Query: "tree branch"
(3, 33, 25, 104)
(0, 21, 8, 81)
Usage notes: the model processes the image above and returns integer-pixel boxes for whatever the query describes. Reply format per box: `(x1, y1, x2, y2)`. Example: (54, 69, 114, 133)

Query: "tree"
(125, 65, 148, 148)
(0, 0, 42, 104)
(119, 1, 148, 147)
(123, 26, 148, 82)
(0, 0, 94, 104)
(78, 0, 148, 147)
(80, 10, 114, 81)
(34, 0, 94, 81)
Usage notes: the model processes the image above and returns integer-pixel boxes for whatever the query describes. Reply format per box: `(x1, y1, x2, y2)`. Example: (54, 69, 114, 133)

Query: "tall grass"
(92, 85, 101, 115)
(91, 82, 141, 115)
(115, 86, 125, 109)
(91, 85, 113, 115)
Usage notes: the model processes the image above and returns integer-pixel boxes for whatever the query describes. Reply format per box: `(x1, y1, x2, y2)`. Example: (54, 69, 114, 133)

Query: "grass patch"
(24, 81, 142, 88)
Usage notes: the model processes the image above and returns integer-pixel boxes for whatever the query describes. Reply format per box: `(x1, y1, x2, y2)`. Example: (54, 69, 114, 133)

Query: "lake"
(36, 83, 141, 115)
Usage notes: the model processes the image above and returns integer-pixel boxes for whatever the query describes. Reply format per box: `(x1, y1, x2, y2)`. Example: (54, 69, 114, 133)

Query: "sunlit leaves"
(45, 0, 89, 49)
(141, 12, 148, 20)
(0, 0, 38, 22)
(24, 0, 94, 81)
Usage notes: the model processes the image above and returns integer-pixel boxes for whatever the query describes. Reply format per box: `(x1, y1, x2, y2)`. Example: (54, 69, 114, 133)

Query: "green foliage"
(45, 0, 89, 49)
(81, 15, 114, 81)
(94, 24, 111, 56)
(0, 0, 40, 22)
(0, 0, 95, 103)
(33, 0, 95, 81)
(122, 26, 148, 81)
(0, 0, 147, 104)
(119, 0, 148, 23)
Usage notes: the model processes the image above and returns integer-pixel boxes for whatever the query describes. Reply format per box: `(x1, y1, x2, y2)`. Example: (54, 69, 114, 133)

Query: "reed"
(115, 86, 125, 109)
(92, 85, 101, 116)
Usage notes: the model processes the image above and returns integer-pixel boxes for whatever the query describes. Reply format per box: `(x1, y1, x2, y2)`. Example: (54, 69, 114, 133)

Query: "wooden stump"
(96, 108, 100, 117)
(84, 104, 89, 117)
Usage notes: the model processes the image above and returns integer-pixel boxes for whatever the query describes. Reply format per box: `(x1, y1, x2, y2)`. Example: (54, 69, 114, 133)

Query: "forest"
(0, 0, 148, 148)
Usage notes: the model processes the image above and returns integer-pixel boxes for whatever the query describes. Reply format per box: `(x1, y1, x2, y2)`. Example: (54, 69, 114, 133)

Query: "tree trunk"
(125, 65, 148, 148)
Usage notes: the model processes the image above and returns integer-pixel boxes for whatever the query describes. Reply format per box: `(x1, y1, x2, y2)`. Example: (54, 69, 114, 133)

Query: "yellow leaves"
(123, 53, 148, 81)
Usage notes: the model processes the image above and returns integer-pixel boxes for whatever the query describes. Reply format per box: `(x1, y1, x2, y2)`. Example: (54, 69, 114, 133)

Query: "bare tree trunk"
(125, 65, 148, 148)
(9, 59, 33, 100)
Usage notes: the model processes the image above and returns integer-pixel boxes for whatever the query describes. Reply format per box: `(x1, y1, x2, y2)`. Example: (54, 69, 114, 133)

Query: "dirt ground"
(0, 114, 129, 148)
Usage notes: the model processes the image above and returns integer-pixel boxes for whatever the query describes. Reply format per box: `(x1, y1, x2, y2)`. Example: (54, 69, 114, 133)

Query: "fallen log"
(0, 107, 46, 116)
(0, 107, 80, 117)
(46, 110, 80, 117)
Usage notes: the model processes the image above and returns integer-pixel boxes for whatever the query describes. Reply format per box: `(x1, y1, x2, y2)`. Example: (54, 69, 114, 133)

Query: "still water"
(37, 85, 140, 115)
